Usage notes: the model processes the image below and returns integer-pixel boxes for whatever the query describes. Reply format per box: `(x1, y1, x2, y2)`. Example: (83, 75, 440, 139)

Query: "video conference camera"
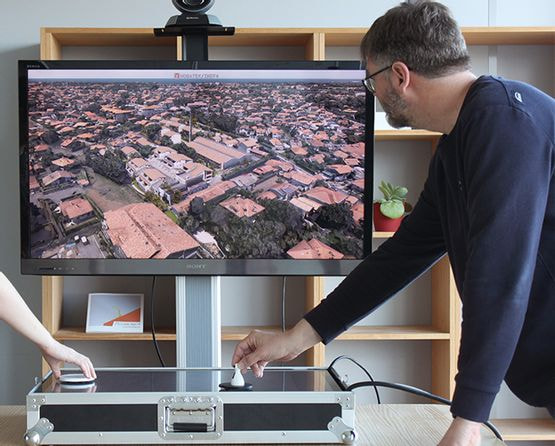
(154, 0, 235, 60)
(172, 0, 215, 15)
(168, 0, 220, 26)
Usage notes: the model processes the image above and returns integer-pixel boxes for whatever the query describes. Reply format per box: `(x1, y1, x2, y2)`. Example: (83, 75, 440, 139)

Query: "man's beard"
(381, 89, 412, 128)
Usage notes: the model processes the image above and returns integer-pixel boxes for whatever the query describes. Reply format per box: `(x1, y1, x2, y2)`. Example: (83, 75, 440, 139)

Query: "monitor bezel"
(19, 60, 374, 276)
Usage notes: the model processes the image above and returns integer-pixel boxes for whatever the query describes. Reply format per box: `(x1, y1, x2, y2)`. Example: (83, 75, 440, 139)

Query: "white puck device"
(58, 373, 95, 385)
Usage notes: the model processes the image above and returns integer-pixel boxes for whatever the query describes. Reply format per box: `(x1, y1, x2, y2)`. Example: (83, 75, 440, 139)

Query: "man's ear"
(390, 61, 411, 93)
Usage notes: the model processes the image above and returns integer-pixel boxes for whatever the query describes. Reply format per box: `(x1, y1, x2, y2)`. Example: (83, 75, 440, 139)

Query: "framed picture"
(86, 293, 144, 333)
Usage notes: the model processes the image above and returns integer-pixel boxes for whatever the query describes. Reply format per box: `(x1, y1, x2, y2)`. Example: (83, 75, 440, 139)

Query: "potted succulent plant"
(373, 181, 411, 232)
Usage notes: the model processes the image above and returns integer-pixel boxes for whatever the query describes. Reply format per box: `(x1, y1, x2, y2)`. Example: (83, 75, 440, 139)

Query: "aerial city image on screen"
(26, 69, 366, 261)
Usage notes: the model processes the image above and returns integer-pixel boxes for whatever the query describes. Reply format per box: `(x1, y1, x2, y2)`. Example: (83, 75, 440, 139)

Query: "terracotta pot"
(373, 202, 403, 232)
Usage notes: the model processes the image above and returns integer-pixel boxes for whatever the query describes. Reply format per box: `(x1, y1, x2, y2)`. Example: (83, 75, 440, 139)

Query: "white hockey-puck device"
(58, 373, 96, 385)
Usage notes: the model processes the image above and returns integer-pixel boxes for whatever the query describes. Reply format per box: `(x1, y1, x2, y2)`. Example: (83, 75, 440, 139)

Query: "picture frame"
(86, 293, 144, 333)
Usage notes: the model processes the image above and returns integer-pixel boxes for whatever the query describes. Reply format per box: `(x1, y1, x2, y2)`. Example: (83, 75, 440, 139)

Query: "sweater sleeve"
(304, 157, 446, 343)
(450, 105, 553, 422)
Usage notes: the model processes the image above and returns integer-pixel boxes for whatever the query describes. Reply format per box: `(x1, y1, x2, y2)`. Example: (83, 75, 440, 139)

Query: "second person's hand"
(41, 338, 96, 380)
(232, 318, 321, 377)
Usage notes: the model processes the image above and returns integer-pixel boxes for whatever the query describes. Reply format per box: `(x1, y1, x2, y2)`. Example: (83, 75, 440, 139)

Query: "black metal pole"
(181, 34, 209, 61)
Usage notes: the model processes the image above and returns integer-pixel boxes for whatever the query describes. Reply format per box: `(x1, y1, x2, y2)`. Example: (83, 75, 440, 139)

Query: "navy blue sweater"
(305, 76, 555, 422)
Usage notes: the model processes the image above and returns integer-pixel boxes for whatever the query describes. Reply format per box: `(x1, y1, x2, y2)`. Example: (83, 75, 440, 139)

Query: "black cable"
(150, 276, 166, 367)
(348, 380, 448, 404)
(347, 380, 503, 441)
(484, 420, 503, 440)
(281, 276, 287, 332)
(329, 355, 381, 404)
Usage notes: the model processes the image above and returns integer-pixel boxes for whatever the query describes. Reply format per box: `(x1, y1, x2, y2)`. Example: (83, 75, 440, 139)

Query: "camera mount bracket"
(154, 13, 235, 61)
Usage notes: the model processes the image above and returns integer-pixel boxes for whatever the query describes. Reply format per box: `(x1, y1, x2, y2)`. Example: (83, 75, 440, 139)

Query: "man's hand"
(41, 339, 96, 380)
(232, 319, 321, 377)
(439, 417, 481, 446)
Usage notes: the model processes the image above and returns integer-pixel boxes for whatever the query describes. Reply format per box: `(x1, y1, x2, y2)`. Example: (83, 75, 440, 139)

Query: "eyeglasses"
(362, 65, 392, 94)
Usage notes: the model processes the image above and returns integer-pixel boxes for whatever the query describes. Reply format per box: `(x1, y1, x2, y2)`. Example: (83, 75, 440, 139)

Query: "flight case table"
(25, 367, 356, 445)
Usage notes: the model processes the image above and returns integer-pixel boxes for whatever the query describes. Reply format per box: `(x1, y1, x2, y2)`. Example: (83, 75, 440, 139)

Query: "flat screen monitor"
(19, 60, 373, 275)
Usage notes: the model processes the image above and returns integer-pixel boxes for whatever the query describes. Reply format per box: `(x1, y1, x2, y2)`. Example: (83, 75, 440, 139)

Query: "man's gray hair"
(361, 1, 470, 77)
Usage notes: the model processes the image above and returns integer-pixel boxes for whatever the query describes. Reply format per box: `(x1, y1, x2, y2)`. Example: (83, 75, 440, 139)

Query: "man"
(0, 272, 96, 380)
(232, 1, 555, 445)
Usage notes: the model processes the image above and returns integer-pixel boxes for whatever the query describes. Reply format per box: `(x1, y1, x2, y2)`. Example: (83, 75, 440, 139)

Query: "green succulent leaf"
(380, 199, 405, 219)
(379, 181, 408, 201)
(378, 182, 390, 200)
(395, 186, 408, 198)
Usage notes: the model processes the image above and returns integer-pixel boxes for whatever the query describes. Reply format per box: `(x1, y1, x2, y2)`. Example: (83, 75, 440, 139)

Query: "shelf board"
(55, 325, 450, 342)
(323, 27, 555, 46)
(491, 418, 555, 441)
(55, 326, 287, 342)
(375, 129, 442, 141)
(209, 28, 316, 47)
(54, 327, 176, 341)
(221, 326, 284, 341)
(42, 27, 317, 48)
(223, 326, 451, 341)
(462, 27, 555, 45)
(336, 325, 451, 340)
(373, 231, 395, 238)
(43, 26, 555, 49)
(42, 28, 176, 47)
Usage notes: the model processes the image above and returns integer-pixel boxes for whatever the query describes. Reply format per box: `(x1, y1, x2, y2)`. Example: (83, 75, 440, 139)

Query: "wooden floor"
(1, 404, 506, 445)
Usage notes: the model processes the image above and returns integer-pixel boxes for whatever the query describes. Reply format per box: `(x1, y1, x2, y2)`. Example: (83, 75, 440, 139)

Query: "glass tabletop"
(35, 367, 342, 394)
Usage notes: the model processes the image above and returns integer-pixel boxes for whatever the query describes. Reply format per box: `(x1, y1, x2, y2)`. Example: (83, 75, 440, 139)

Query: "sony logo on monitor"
(185, 264, 207, 270)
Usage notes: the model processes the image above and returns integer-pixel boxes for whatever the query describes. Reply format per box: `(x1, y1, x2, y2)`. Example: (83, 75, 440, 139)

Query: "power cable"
(150, 276, 166, 367)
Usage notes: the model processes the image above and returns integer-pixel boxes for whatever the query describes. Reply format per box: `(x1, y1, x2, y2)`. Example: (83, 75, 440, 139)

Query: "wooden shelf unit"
(39, 26, 555, 442)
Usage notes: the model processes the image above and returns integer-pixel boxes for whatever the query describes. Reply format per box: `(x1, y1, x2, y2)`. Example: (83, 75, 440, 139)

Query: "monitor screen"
(19, 60, 373, 275)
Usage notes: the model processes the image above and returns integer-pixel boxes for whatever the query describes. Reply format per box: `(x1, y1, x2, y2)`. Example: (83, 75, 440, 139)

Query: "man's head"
(361, 1, 470, 128)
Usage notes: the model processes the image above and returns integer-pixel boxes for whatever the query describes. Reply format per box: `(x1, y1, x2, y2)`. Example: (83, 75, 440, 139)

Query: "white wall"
(0, 2, 554, 444)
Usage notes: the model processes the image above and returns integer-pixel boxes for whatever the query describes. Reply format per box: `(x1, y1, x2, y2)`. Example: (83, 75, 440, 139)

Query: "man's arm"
(450, 105, 553, 422)
(305, 166, 446, 343)
(233, 319, 322, 377)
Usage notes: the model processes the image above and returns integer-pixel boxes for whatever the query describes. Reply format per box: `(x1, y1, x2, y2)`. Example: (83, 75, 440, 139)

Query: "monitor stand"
(176, 276, 221, 368)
